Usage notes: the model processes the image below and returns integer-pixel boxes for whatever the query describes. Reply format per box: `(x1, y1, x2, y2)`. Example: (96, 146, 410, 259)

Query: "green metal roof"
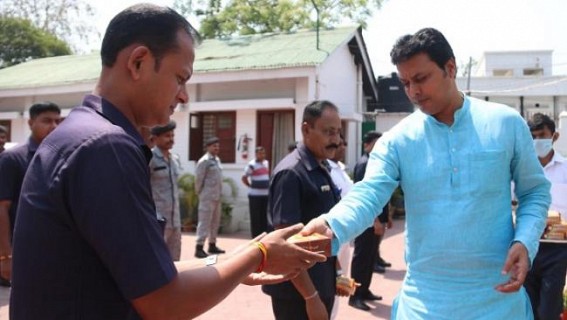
(196, 26, 357, 72)
(0, 26, 358, 91)
(0, 53, 101, 90)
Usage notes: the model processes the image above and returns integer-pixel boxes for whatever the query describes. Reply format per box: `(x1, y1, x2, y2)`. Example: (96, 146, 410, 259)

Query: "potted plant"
(219, 177, 238, 233)
(178, 173, 238, 233)
(178, 173, 199, 232)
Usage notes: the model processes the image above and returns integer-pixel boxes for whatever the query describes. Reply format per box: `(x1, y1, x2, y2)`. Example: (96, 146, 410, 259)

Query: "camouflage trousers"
(164, 227, 182, 261)
(196, 198, 221, 245)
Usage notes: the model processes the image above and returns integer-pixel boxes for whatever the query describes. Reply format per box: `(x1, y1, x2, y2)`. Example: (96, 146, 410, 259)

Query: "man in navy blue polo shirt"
(263, 100, 342, 320)
(10, 4, 325, 320)
(0, 102, 60, 286)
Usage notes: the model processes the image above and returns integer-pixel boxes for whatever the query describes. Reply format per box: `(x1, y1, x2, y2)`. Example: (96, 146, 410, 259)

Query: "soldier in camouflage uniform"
(194, 137, 225, 258)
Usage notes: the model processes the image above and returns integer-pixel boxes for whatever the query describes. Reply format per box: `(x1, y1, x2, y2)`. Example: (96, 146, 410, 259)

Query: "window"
(493, 69, 514, 76)
(257, 110, 295, 167)
(0, 120, 11, 142)
(523, 68, 543, 76)
(189, 112, 236, 163)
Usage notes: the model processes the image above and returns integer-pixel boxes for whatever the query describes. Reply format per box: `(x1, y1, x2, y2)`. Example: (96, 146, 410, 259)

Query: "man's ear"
(127, 46, 151, 80)
(553, 131, 560, 143)
(301, 122, 310, 136)
(445, 58, 457, 79)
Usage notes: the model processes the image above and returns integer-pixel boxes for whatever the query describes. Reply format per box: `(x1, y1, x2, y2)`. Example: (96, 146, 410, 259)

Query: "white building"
(458, 50, 567, 155)
(374, 50, 567, 156)
(0, 26, 377, 232)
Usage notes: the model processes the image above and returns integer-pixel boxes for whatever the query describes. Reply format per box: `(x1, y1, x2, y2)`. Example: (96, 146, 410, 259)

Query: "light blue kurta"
(322, 96, 551, 319)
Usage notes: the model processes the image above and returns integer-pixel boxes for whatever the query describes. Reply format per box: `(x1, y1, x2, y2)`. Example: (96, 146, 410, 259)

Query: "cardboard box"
(336, 275, 359, 296)
(287, 233, 331, 257)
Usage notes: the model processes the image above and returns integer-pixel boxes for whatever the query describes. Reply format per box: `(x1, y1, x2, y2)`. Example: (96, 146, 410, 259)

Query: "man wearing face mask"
(525, 113, 567, 320)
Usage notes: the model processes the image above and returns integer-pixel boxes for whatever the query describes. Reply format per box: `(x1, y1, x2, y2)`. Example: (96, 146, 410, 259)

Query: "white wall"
(318, 44, 363, 168)
(477, 51, 553, 77)
(170, 109, 191, 171)
(197, 78, 296, 101)
(375, 112, 411, 133)
(318, 45, 359, 117)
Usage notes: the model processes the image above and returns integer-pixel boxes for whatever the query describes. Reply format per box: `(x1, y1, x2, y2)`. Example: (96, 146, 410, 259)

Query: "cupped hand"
(241, 271, 300, 286)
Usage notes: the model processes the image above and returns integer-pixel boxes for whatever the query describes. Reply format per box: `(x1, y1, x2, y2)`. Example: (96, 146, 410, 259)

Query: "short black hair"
(0, 125, 7, 135)
(362, 130, 382, 144)
(29, 102, 61, 119)
(390, 28, 455, 71)
(302, 100, 339, 126)
(101, 3, 198, 69)
(528, 113, 555, 133)
(255, 146, 265, 152)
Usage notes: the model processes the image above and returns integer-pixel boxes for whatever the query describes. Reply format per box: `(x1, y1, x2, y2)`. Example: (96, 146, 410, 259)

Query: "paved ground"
(0, 219, 406, 319)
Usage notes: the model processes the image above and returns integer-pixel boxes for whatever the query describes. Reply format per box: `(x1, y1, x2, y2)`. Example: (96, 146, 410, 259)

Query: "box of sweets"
(287, 232, 332, 257)
(542, 210, 567, 241)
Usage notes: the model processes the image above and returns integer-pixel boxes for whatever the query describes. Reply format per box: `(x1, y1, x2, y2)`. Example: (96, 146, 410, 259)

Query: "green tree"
(174, 0, 384, 39)
(0, 16, 71, 68)
(0, 0, 97, 48)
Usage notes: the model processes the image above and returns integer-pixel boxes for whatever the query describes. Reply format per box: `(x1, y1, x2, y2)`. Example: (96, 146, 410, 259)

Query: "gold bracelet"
(253, 241, 268, 273)
(0, 255, 12, 261)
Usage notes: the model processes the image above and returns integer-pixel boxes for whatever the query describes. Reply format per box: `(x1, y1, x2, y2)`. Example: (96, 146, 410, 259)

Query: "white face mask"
(533, 139, 553, 158)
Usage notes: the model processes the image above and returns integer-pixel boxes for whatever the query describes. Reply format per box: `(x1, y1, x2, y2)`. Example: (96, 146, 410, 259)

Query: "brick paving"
(0, 219, 406, 319)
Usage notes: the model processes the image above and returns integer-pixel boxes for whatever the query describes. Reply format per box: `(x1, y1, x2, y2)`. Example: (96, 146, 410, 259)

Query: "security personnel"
(194, 136, 224, 258)
(149, 120, 182, 261)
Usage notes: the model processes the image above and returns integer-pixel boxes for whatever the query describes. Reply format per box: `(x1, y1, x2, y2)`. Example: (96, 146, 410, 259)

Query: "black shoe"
(364, 292, 383, 301)
(208, 244, 226, 254)
(373, 263, 386, 274)
(348, 297, 371, 311)
(377, 257, 392, 268)
(195, 245, 208, 258)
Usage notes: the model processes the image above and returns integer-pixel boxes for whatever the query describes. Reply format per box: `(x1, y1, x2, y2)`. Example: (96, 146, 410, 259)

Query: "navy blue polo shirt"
(0, 138, 38, 233)
(10, 95, 176, 320)
(262, 144, 339, 300)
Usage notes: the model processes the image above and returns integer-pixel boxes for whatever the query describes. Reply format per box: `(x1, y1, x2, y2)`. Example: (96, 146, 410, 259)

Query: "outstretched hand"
(300, 216, 334, 239)
(494, 241, 530, 293)
(260, 224, 327, 276)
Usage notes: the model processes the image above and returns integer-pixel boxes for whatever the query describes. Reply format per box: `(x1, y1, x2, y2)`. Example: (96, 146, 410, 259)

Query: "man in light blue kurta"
(303, 28, 550, 319)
